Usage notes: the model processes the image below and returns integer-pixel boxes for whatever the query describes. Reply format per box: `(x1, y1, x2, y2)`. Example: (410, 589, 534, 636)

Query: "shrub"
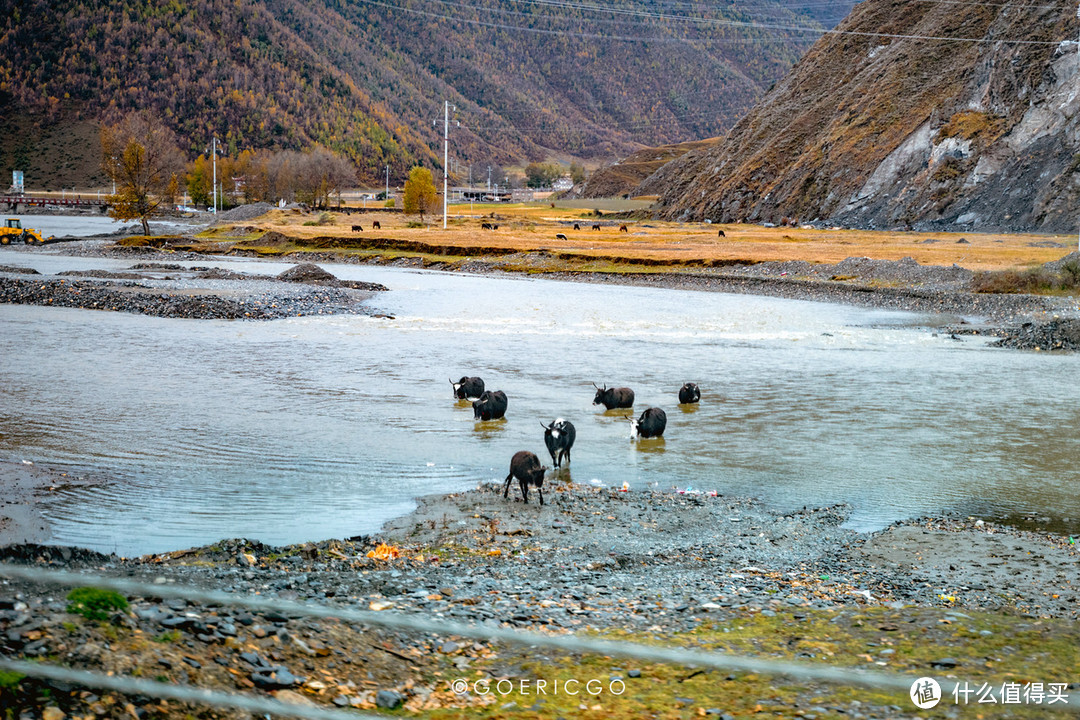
(932, 156, 965, 183)
(939, 111, 1005, 145)
(66, 587, 129, 621)
(972, 267, 1080, 295)
(406, 221, 425, 228)
(316, 211, 335, 226)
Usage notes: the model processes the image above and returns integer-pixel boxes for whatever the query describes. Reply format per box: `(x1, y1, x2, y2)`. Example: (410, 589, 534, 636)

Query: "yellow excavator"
(0, 218, 46, 245)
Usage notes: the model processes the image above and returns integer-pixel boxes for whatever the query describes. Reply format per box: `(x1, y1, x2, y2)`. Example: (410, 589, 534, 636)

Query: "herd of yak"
(450, 376, 701, 506)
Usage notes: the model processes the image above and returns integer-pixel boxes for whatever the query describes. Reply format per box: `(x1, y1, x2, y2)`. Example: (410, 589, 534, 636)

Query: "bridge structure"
(1, 195, 111, 213)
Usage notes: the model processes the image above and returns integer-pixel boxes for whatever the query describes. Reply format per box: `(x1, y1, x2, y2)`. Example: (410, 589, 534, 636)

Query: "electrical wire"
(355, 0, 1073, 45)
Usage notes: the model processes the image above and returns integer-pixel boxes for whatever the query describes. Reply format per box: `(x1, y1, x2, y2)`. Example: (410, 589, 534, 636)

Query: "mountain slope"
(579, 138, 720, 198)
(652, 0, 1080, 233)
(0, 0, 855, 185)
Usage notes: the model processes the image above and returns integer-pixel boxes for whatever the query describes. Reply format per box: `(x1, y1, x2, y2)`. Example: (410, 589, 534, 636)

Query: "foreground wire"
(0, 562, 912, 692)
(0, 658, 385, 720)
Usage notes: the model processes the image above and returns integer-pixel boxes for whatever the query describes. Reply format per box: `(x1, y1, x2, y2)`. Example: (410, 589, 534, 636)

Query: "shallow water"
(2, 214, 138, 238)
(2, 249, 1079, 555)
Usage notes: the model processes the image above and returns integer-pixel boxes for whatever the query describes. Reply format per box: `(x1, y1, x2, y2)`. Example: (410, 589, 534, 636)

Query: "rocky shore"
(2, 480, 1078, 719)
(0, 262, 388, 320)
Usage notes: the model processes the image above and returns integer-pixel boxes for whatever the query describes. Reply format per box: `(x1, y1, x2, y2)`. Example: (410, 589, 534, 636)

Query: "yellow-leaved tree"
(402, 166, 438, 222)
(101, 113, 185, 235)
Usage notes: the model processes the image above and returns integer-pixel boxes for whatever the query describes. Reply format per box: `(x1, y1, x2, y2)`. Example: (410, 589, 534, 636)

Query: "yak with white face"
(451, 376, 485, 400)
(678, 382, 700, 404)
(592, 383, 634, 410)
(631, 407, 667, 438)
(542, 418, 576, 468)
(472, 390, 508, 420)
(503, 450, 547, 505)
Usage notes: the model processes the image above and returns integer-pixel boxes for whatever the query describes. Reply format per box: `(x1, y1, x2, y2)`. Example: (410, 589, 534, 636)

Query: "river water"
(3, 215, 138, 238)
(2, 249, 1079, 555)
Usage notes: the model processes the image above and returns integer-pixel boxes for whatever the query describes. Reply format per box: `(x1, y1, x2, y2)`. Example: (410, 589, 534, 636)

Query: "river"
(1, 250, 1078, 555)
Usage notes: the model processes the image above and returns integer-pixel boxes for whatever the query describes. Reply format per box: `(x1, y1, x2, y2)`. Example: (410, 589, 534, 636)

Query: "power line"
(357, 0, 1073, 45)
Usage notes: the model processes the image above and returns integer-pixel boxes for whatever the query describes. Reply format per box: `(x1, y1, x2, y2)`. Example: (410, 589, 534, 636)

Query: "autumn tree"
(524, 161, 563, 189)
(292, 147, 357, 209)
(569, 161, 586, 185)
(234, 149, 271, 203)
(185, 154, 214, 207)
(101, 113, 185, 234)
(403, 166, 438, 221)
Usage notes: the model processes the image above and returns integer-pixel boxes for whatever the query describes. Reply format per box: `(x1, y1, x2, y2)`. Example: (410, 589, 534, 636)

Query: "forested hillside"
(0, 0, 855, 186)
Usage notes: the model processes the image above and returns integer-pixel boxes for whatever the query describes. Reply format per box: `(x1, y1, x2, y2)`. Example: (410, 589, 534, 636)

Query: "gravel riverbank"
(2, 482, 1077, 719)
(4, 240, 1077, 339)
(0, 260, 388, 320)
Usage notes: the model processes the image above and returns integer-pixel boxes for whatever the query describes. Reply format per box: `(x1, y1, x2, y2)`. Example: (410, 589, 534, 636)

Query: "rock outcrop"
(649, 0, 1080, 233)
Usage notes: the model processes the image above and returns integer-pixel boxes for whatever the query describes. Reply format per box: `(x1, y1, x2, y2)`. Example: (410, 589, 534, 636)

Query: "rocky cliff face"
(655, 0, 1080, 233)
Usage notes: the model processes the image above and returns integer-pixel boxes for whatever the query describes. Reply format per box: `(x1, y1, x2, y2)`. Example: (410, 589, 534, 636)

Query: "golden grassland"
(206, 202, 1079, 274)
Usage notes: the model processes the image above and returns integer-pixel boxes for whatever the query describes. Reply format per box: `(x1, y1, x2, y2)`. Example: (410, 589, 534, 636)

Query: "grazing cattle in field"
(718, 229, 726, 238)
(542, 418, 576, 468)
(473, 390, 508, 420)
(555, 233, 568, 241)
(619, 224, 628, 233)
(592, 383, 634, 410)
(592, 224, 601, 231)
(631, 407, 667, 438)
(373, 220, 381, 230)
(492, 224, 499, 230)
(503, 450, 547, 505)
(450, 376, 485, 400)
(351, 225, 363, 232)
(678, 382, 700, 404)
(573, 223, 580, 230)
(481, 222, 493, 230)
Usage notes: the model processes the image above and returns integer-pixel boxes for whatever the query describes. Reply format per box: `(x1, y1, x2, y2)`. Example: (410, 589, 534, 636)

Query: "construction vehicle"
(0, 218, 46, 245)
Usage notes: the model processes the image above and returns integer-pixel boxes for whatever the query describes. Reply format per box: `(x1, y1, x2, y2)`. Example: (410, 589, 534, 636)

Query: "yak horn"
(540, 420, 550, 429)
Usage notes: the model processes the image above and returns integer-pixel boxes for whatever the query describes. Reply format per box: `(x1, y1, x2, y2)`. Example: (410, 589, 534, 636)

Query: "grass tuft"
(66, 586, 129, 621)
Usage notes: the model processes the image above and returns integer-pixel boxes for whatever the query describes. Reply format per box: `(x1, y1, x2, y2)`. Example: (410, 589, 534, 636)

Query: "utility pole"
(385, 164, 389, 204)
(211, 137, 218, 215)
(438, 101, 455, 229)
(440, 100, 449, 227)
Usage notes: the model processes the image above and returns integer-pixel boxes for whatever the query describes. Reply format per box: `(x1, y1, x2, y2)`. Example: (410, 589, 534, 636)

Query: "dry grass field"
(222, 201, 1079, 273)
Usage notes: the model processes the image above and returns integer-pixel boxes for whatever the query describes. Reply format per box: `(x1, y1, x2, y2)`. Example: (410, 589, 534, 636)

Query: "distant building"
(455, 186, 511, 202)
(552, 176, 574, 191)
